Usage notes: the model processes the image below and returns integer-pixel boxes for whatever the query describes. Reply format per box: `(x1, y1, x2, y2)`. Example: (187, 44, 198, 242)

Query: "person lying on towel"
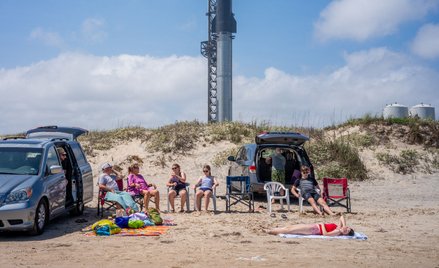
(266, 215, 354, 236)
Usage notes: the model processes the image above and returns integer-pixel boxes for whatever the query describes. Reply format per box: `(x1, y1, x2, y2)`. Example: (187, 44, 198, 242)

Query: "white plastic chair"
(167, 183, 190, 212)
(297, 188, 321, 213)
(193, 186, 217, 212)
(264, 182, 290, 213)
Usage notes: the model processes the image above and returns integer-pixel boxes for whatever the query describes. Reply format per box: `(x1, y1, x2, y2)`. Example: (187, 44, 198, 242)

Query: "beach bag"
(115, 216, 130, 228)
(128, 219, 145, 229)
(130, 212, 149, 221)
(147, 208, 163, 225)
(92, 219, 121, 236)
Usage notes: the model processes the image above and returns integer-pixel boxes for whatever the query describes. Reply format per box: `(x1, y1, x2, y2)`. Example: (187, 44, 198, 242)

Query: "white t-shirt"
(98, 173, 119, 191)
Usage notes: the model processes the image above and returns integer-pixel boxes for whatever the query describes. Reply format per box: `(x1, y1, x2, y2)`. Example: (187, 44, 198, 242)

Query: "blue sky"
(1, 0, 439, 134)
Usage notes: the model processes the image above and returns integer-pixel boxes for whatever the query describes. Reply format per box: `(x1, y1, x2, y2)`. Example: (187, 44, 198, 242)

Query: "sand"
(1, 139, 438, 268)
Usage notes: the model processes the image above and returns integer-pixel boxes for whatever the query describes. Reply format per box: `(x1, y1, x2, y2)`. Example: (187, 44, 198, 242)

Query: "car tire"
(30, 199, 48, 235)
(70, 201, 84, 216)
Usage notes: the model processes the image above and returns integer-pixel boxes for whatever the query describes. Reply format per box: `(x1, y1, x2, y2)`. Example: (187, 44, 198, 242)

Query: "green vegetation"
(376, 150, 419, 174)
(331, 114, 439, 148)
(307, 138, 368, 181)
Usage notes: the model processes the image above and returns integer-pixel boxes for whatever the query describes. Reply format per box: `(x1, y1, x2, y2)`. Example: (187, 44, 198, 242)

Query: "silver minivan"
(0, 126, 93, 235)
(227, 132, 314, 193)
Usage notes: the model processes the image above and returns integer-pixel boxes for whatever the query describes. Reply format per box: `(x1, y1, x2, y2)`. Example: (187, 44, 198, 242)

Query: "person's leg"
(179, 189, 187, 212)
(168, 190, 177, 212)
(267, 224, 317, 235)
(204, 190, 212, 211)
(151, 189, 160, 211)
(307, 197, 323, 216)
(142, 190, 151, 211)
(317, 197, 335, 215)
(195, 190, 203, 211)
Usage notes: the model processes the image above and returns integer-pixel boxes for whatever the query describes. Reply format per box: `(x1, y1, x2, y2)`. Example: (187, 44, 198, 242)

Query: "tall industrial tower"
(201, 0, 236, 122)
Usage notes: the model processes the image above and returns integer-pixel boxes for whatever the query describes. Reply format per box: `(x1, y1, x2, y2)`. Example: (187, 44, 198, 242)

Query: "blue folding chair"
(225, 176, 254, 212)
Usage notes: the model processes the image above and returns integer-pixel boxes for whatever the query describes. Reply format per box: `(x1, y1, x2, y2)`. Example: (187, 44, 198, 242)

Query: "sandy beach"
(1, 137, 438, 268)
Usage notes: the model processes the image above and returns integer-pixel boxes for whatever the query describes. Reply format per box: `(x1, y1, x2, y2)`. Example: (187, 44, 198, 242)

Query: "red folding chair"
(97, 178, 124, 217)
(322, 178, 351, 213)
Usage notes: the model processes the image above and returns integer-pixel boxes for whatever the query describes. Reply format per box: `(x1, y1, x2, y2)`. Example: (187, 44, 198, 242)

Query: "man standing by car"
(57, 147, 73, 206)
(269, 148, 286, 199)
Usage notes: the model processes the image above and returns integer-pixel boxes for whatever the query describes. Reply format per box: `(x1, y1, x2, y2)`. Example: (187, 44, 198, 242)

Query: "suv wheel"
(30, 199, 48, 235)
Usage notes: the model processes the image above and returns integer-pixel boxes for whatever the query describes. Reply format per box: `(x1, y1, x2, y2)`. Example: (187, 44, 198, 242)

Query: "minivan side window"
(70, 143, 87, 166)
(46, 146, 61, 172)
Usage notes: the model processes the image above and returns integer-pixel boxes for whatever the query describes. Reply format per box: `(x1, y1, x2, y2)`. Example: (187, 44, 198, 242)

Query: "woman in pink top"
(127, 163, 160, 212)
(266, 215, 354, 236)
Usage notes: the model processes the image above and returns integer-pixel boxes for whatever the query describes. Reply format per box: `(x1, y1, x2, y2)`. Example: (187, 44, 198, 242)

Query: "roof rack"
(50, 137, 70, 142)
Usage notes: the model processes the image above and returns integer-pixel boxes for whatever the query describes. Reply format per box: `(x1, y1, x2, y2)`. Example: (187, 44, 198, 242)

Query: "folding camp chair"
(193, 186, 217, 212)
(225, 176, 254, 212)
(322, 177, 351, 213)
(97, 178, 124, 218)
(264, 182, 290, 213)
(167, 183, 190, 212)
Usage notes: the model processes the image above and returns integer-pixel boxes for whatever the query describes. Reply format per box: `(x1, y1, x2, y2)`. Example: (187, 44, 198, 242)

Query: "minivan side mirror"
(49, 165, 63, 175)
(227, 156, 236, 162)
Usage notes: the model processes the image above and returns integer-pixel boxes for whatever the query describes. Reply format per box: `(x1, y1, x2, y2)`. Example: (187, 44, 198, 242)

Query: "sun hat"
(101, 162, 113, 170)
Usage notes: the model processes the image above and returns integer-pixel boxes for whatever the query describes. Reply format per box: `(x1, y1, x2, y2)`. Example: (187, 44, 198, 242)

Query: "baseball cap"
(101, 162, 113, 170)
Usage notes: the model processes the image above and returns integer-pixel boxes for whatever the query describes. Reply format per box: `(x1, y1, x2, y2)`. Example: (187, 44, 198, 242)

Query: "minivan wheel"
(30, 199, 48, 235)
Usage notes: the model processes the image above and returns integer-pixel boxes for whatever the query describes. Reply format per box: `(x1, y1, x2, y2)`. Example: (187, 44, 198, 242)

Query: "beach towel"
(105, 191, 139, 211)
(279, 232, 368, 240)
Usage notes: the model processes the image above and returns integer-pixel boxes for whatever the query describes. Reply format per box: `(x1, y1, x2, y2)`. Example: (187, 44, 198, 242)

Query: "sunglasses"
(203, 170, 209, 173)
(172, 167, 178, 170)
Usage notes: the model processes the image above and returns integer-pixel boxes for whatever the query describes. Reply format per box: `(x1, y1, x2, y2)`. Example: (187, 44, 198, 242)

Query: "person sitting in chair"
(166, 163, 188, 213)
(291, 165, 335, 216)
(99, 162, 138, 213)
(127, 163, 160, 212)
(266, 215, 354, 236)
(193, 165, 219, 211)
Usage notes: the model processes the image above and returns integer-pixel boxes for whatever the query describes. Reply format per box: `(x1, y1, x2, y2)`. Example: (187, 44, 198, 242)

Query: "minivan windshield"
(0, 148, 43, 175)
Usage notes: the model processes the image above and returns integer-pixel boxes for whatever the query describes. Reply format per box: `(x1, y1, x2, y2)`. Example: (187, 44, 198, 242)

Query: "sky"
(1, 0, 439, 134)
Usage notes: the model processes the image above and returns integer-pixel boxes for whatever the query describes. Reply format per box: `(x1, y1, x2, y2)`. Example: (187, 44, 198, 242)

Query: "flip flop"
(270, 212, 276, 218)
(281, 214, 288, 220)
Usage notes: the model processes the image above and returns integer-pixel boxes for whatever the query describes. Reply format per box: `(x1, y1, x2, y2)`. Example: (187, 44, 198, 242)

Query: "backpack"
(147, 208, 163, 225)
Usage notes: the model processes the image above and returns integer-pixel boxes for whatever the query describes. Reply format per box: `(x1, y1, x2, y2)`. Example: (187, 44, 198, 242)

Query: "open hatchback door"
(255, 132, 309, 146)
(26, 126, 88, 141)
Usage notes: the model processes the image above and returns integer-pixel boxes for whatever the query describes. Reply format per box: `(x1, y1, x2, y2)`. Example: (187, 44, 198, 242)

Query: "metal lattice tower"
(201, 0, 218, 122)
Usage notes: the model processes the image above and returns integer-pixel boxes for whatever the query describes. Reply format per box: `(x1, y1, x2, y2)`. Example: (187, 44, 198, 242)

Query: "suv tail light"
(249, 162, 256, 173)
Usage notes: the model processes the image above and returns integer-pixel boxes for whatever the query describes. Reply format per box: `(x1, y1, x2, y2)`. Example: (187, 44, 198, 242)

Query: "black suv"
(227, 132, 314, 193)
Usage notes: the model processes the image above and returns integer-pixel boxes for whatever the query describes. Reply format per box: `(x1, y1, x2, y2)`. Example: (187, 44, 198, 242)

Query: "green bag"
(147, 208, 163, 225)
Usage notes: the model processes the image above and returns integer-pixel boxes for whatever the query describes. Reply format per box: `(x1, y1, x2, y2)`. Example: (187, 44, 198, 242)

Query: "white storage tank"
(409, 103, 435, 120)
(383, 103, 409, 119)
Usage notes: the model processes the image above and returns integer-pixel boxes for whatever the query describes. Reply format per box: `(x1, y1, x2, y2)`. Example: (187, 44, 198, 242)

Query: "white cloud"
(0, 53, 205, 134)
(234, 48, 439, 126)
(30, 27, 65, 49)
(411, 23, 439, 59)
(81, 18, 107, 43)
(0, 49, 438, 134)
(315, 0, 438, 41)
